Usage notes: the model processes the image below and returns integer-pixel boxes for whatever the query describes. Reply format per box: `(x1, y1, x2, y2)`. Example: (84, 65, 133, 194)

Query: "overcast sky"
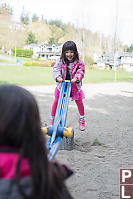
(1, 0, 133, 46)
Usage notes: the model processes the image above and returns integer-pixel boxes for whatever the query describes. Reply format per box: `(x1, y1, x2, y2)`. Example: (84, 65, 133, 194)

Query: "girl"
(0, 85, 73, 199)
(50, 41, 85, 131)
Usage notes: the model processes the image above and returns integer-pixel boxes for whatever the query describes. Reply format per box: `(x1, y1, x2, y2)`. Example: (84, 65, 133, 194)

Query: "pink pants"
(51, 96, 85, 117)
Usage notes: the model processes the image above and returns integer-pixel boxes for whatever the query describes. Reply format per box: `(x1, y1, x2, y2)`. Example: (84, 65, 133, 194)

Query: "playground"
(25, 82, 133, 199)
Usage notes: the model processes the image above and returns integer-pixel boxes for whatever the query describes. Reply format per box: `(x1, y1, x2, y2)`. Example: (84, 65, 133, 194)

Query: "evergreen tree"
(32, 13, 39, 22)
(48, 37, 57, 44)
(127, 44, 133, 52)
(26, 32, 38, 44)
(20, 8, 29, 25)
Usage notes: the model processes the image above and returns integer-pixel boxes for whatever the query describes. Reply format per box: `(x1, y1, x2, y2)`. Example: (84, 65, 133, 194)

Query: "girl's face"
(65, 50, 74, 62)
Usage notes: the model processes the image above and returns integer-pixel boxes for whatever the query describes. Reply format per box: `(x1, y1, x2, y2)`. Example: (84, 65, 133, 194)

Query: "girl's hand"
(57, 77, 63, 83)
(71, 78, 77, 83)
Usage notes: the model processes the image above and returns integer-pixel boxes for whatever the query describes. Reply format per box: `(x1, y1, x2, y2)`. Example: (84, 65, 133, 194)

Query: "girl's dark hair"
(0, 85, 72, 199)
(61, 40, 79, 63)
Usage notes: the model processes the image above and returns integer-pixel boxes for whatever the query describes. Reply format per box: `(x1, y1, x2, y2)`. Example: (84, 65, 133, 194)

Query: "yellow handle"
(63, 127, 74, 137)
(42, 127, 74, 137)
(42, 127, 48, 134)
(63, 80, 71, 83)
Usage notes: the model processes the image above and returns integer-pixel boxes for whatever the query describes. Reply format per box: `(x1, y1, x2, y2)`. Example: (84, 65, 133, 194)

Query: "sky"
(1, 0, 133, 46)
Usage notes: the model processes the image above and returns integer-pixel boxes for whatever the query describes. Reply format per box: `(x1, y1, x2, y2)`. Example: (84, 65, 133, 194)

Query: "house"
(119, 52, 133, 71)
(23, 43, 63, 60)
(96, 53, 114, 69)
(96, 52, 133, 71)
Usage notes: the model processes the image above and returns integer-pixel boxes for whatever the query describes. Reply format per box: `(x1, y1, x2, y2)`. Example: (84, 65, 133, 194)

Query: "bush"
(12, 49, 33, 58)
(24, 60, 55, 67)
(84, 56, 94, 65)
(24, 62, 39, 66)
(51, 61, 56, 67)
(87, 64, 97, 70)
(24, 62, 31, 66)
(31, 62, 40, 66)
(39, 60, 52, 67)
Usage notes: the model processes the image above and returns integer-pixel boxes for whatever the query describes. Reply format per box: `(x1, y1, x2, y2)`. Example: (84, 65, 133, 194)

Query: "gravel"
(24, 82, 133, 199)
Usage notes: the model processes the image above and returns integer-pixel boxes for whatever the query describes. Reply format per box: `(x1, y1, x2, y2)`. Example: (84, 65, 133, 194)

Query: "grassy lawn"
(0, 65, 133, 85)
(0, 53, 34, 62)
(0, 59, 15, 64)
(84, 67, 133, 83)
(0, 65, 54, 85)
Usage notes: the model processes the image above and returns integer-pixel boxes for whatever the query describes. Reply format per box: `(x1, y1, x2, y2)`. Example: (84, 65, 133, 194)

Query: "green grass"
(0, 65, 54, 85)
(84, 67, 133, 83)
(0, 65, 133, 85)
(1, 53, 34, 62)
(0, 59, 15, 64)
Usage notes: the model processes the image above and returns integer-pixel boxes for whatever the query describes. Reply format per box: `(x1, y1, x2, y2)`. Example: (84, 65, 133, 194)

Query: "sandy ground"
(24, 82, 133, 199)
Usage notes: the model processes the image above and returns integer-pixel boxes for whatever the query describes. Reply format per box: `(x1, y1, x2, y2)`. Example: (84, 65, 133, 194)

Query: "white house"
(96, 52, 133, 71)
(23, 43, 63, 60)
(119, 52, 133, 71)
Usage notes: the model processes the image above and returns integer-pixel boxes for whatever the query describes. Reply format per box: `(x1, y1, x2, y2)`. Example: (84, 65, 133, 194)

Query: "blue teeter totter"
(42, 80, 74, 160)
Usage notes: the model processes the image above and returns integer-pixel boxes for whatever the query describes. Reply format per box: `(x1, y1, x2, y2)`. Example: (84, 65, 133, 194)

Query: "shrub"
(24, 62, 39, 66)
(39, 60, 51, 67)
(84, 56, 94, 65)
(31, 62, 40, 66)
(87, 64, 96, 70)
(51, 61, 56, 67)
(12, 49, 33, 58)
(24, 60, 56, 67)
(24, 62, 32, 66)
(24, 60, 53, 67)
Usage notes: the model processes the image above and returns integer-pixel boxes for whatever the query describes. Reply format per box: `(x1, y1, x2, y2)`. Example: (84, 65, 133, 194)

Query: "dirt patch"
(24, 82, 133, 199)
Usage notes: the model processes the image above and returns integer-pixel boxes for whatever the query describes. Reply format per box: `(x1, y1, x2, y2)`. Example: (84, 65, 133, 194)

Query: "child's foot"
(49, 116, 54, 126)
(78, 119, 85, 131)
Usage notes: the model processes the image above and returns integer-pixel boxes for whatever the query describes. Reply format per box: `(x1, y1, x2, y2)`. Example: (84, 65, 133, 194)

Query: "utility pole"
(15, 41, 16, 62)
(81, 9, 85, 63)
(82, 27, 85, 63)
(113, 0, 119, 81)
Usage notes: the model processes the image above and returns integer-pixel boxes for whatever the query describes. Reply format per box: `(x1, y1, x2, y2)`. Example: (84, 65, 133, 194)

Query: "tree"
(0, 3, 13, 15)
(48, 37, 57, 44)
(27, 21, 51, 43)
(26, 32, 38, 44)
(48, 25, 64, 44)
(0, 4, 14, 50)
(20, 8, 29, 25)
(127, 44, 133, 52)
(32, 13, 39, 22)
(41, 15, 46, 22)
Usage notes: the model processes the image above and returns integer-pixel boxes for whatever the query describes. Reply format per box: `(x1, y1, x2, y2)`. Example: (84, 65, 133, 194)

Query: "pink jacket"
(0, 146, 73, 199)
(53, 59, 85, 100)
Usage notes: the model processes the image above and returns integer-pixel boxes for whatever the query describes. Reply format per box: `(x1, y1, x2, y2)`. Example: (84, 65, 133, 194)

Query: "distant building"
(23, 43, 63, 60)
(119, 52, 133, 71)
(96, 53, 114, 69)
(96, 52, 133, 71)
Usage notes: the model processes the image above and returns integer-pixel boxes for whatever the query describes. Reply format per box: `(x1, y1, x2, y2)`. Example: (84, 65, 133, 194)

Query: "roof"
(118, 52, 133, 57)
(24, 43, 63, 48)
